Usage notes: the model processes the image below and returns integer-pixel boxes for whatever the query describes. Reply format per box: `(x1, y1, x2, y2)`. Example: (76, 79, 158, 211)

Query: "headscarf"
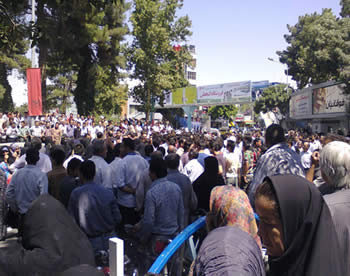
(193, 156, 225, 211)
(0, 194, 95, 275)
(209, 185, 261, 248)
(194, 226, 265, 276)
(266, 175, 344, 276)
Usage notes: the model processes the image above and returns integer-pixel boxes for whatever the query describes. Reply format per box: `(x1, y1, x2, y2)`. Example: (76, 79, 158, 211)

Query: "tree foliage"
(254, 84, 291, 116)
(209, 105, 239, 121)
(0, 1, 30, 111)
(34, 0, 129, 115)
(341, 0, 350, 17)
(129, 0, 192, 120)
(277, 8, 350, 92)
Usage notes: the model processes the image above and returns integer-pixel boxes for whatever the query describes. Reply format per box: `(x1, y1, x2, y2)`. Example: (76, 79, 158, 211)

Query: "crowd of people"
(0, 110, 349, 275)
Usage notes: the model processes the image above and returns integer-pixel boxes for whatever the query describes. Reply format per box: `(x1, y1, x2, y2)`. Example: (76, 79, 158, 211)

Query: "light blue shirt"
(6, 165, 48, 214)
(115, 153, 149, 208)
(89, 155, 112, 189)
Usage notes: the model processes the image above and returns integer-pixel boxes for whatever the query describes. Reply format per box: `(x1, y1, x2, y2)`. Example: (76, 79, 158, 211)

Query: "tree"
(0, 1, 30, 112)
(208, 105, 239, 121)
(253, 84, 291, 116)
(34, 0, 129, 115)
(129, 0, 192, 120)
(341, 0, 350, 17)
(277, 9, 350, 92)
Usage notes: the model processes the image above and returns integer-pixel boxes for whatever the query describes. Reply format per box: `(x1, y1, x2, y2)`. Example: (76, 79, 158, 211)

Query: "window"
(187, 71, 196, 80)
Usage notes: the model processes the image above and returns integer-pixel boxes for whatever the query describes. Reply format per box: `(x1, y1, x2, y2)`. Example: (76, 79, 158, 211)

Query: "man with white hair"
(320, 141, 350, 275)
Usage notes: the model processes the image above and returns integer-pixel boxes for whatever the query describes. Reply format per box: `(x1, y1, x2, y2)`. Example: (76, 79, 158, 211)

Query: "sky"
(9, 0, 342, 107)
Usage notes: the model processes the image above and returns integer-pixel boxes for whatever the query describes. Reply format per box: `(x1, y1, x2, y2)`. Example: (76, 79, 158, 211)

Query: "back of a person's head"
(50, 148, 66, 166)
(265, 124, 285, 147)
(113, 143, 121, 157)
(150, 150, 163, 160)
(122, 137, 135, 151)
(149, 157, 168, 178)
(189, 149, 199, 160)
(320, 141, 350, 190)
(96, 132, 104, 139)
(67, 158, 82, 175)
(165, 153, 180, 170)
(144, 144, 154, 157)
(79, 160, 96, 181)
(92, 140, 105, 156)
(73, 143, 85, 156)
(31, 137, 42, 151)
(25, 147, 40, 165)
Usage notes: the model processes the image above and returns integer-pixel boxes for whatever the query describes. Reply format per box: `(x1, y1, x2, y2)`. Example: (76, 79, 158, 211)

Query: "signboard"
(197, 81, 252, 104)
(313, 84, 347, 114)
(290, 91, 312, 118)
(172, 86, 197, 105)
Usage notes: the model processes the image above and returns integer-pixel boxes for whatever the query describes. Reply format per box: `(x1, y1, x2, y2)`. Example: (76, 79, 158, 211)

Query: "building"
(289, 81, 350, 133)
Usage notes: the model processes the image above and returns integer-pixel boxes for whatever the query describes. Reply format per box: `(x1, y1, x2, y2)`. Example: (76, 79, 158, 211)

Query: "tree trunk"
(146, 87, 150, 121)
(37, 1, 47, 113)
(0, 64, 14, 112)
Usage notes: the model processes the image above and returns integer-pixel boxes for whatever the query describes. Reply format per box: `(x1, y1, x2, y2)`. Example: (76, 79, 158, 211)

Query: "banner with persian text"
(27, 68, 42, 116)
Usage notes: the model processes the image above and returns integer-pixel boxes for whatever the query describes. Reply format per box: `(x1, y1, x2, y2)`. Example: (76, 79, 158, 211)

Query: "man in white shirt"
(183, 150, 204, 183)
(301, 141, 312, 171)
(30, 121, 43, 138)
(89, 140, 112, 189)
(225, 140, 242, 187)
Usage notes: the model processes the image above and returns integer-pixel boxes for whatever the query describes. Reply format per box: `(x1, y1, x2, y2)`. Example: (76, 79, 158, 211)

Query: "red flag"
(26, 68, 42, 116)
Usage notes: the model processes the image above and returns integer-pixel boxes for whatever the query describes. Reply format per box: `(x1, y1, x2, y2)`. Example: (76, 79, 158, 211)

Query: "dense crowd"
(0, 111, 349, 275)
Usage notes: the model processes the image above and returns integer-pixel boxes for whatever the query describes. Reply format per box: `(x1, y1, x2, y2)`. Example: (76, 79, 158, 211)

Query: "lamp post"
(31, 0, 36, 68)
(268, 57, 289, 92)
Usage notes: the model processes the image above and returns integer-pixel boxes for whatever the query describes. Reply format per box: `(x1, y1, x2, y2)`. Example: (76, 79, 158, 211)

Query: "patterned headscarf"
(209, 185, 261, 248)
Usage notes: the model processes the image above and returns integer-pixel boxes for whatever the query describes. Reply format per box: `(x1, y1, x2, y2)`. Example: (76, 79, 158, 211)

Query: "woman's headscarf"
(209, 185, 261, 248)
(194, 226, 265, 276)
(193, 156, 225, 211)
(0, 194, 95, 275)
(266, 175, 344, 276)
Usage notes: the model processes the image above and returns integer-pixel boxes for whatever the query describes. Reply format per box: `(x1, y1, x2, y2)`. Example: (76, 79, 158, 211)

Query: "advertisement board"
(313, 84, 347, 114)
(197, 81, 252, 104)
(290, 91, 312, 118)
(171, 86, 197, 105)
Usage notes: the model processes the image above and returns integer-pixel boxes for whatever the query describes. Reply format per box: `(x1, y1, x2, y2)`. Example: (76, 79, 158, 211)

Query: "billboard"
(197, 81, 252, 104)
(290, 91, 312, 118)
(172, 86, 197, 105)
(313, 84, 347, 114)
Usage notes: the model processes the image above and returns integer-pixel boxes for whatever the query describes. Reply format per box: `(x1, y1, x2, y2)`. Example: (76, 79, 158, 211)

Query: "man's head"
(149, 157, 168, 181)
(67, 158, 82, 177)
(120, 138, 135, 157)
(92, 140, 107, 158)
(165, 153, 180, 170)
(79, 160, 96, 183)
(302, 142, 310, 153)
(226, 140, 235, 153)
(25, 148, 40, 165)
(31, 137, 42, 151)
(50, 148, 66, 166)
(167, 145, 176, 154)
(265, 124, 285, 148)
(73, 143, 85, 156)
(320, 141, 350, 190)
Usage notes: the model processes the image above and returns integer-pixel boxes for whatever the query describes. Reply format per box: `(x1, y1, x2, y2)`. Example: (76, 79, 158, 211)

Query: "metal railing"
(147, 216, 206, 274)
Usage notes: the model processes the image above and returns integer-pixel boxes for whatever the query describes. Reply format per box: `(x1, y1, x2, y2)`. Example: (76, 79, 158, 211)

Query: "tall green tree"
(254, 84, 291, 116)
(277, 9, 350, 92)
(209, 105, 238, 121)
(341, 0, 350, 17)
(35, 0, 129, 115)
(129, 0, 192, 120)
(0, 1, 30, 111)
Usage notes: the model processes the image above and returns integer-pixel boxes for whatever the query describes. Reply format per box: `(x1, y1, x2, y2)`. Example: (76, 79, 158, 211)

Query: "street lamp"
(268, 57, 289, 92)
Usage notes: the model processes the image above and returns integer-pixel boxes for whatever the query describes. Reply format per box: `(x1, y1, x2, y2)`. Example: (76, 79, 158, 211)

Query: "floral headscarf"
(209, 185, 261, 248)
